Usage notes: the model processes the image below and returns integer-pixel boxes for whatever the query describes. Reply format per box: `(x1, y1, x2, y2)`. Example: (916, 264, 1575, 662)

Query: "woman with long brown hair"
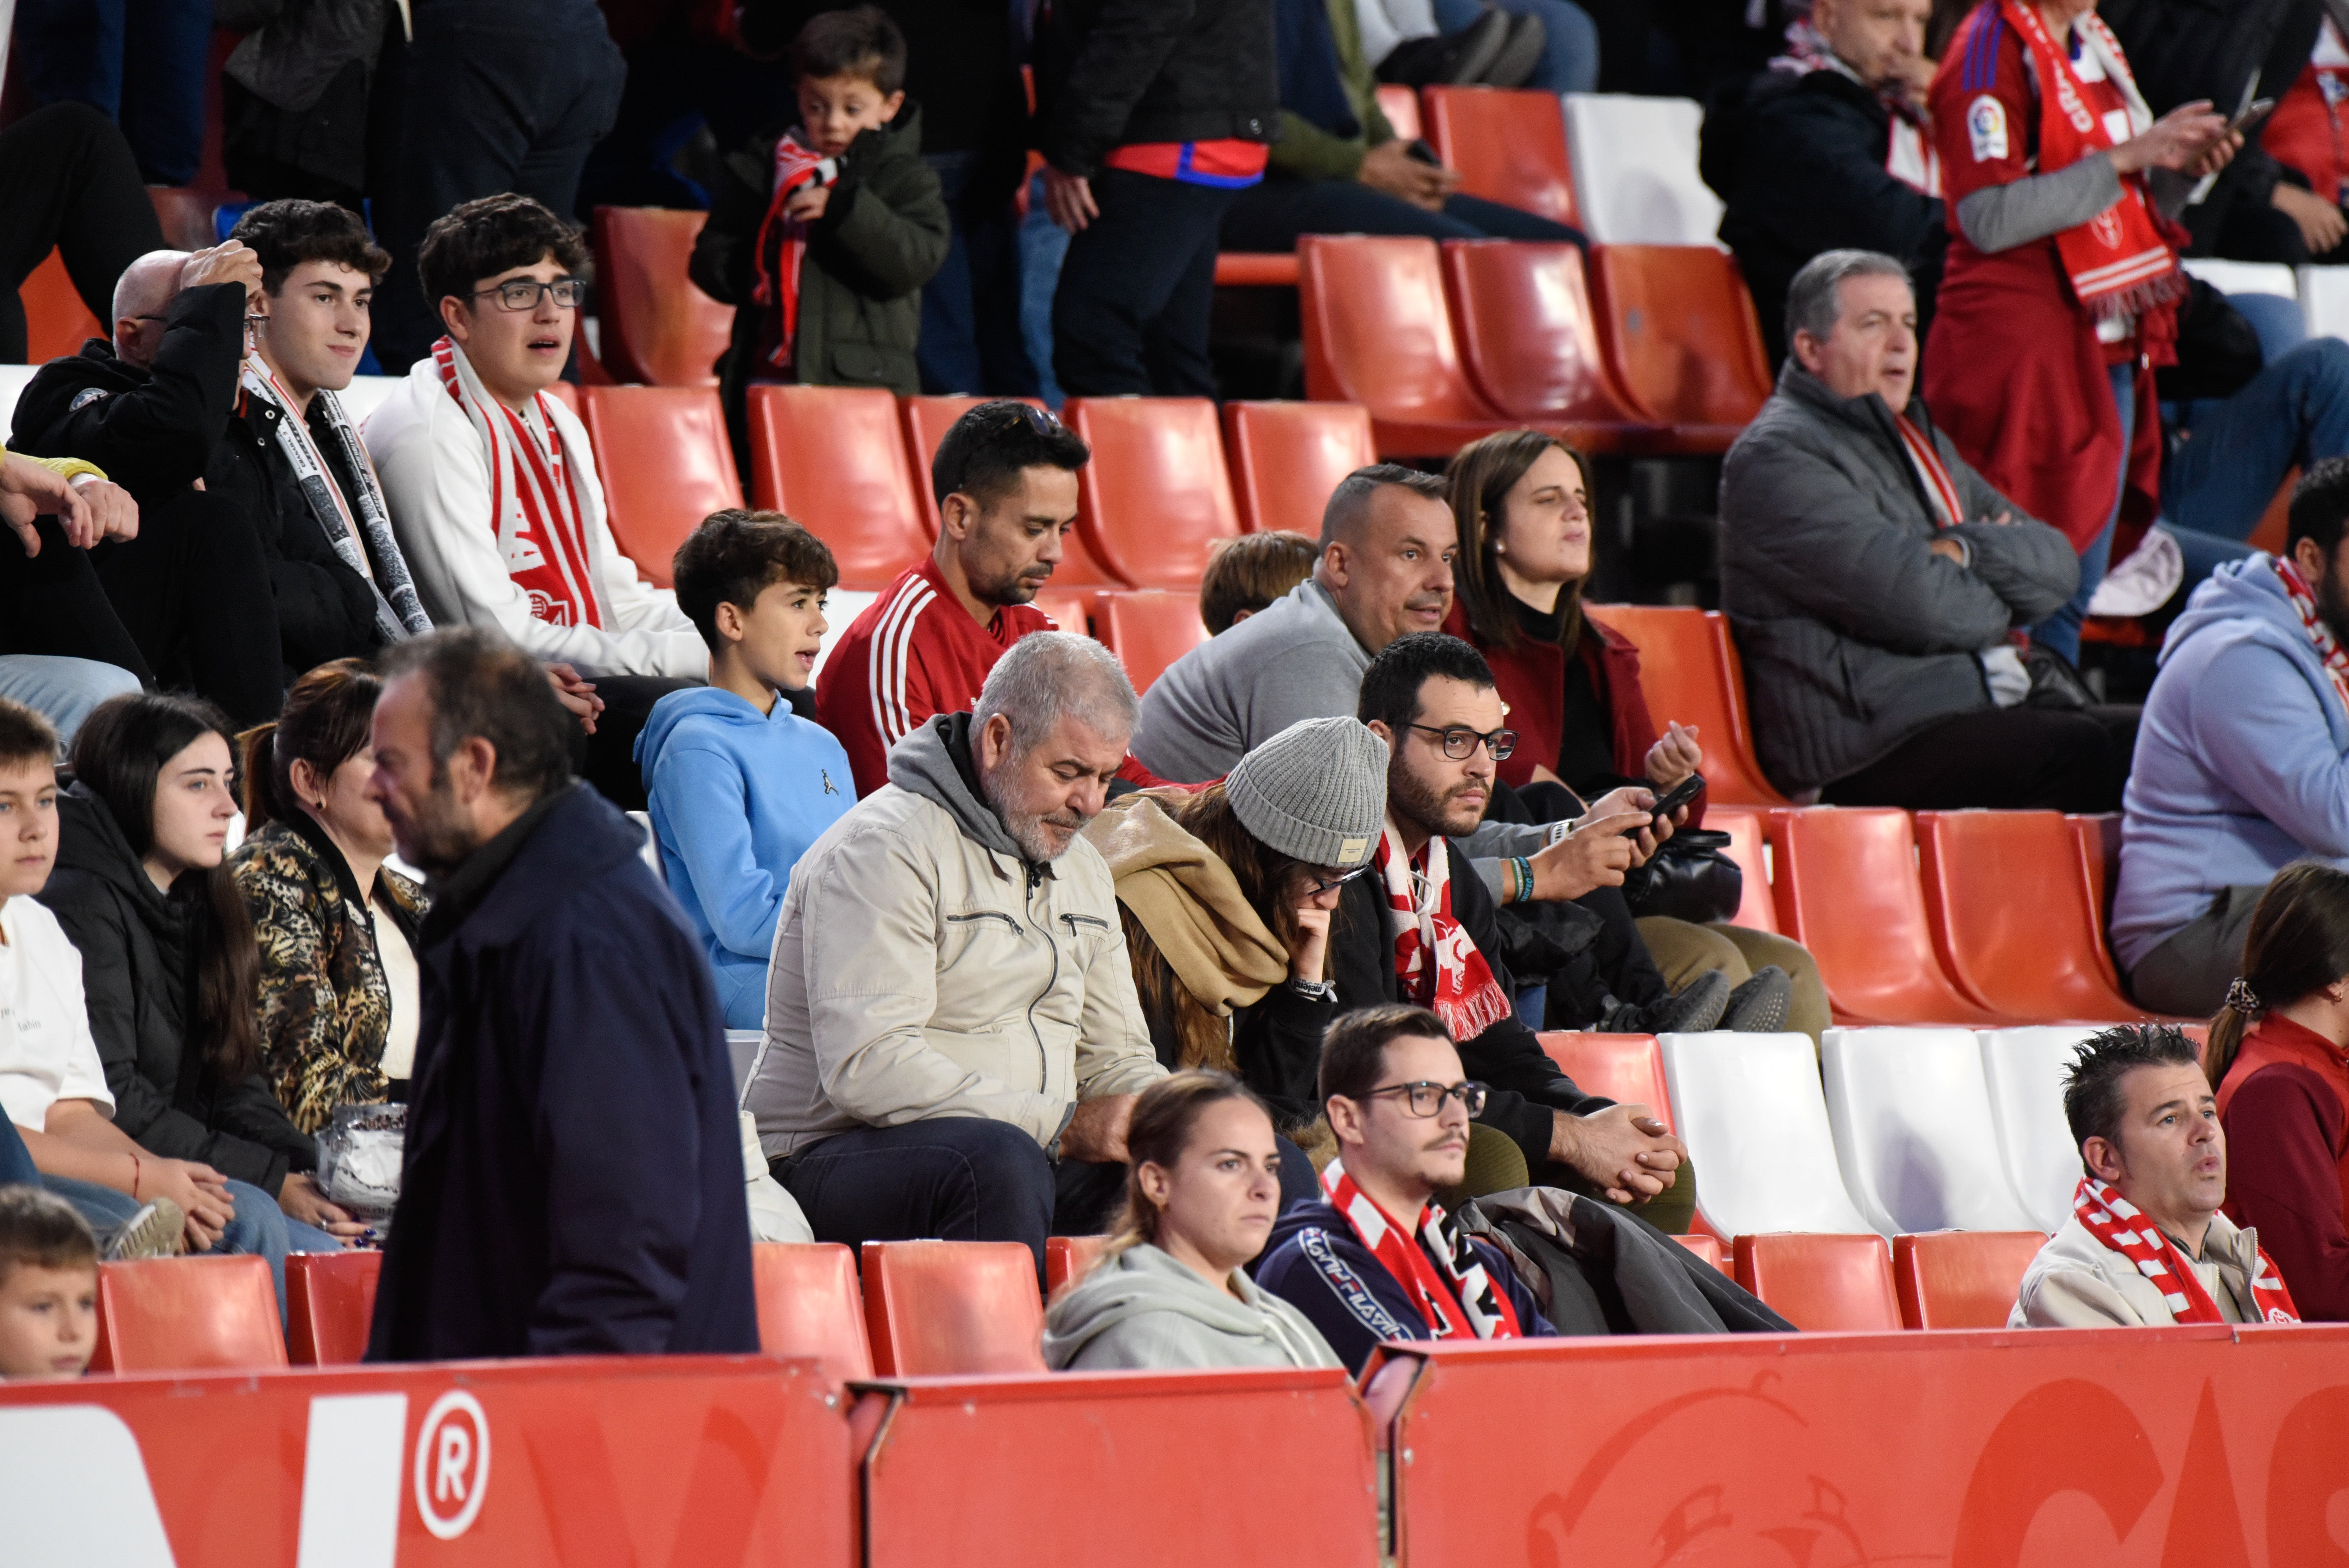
(2207, 861, 2349, 1320)
(1442, 428, 1830, 1044)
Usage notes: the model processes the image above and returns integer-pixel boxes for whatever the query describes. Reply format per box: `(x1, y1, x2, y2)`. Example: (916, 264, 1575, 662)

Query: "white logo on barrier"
(413, 1390, 492, 1540)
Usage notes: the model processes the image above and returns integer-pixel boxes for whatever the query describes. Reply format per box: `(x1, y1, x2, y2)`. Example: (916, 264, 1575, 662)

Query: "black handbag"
(1621, 828, 1743, 925)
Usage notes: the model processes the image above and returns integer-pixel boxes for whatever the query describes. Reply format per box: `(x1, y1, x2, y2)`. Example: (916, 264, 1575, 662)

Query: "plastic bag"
(316, 1101, 405, 1228)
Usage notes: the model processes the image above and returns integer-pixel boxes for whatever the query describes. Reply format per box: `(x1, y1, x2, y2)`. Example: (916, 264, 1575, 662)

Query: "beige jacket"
(2009, 1210, 2265, 1328)
(746, 715, 1165, 1160)
(1082, 792, 1289, 1018)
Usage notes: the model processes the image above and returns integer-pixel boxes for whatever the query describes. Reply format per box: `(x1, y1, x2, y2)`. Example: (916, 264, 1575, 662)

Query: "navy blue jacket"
(1253, 1199, 1553, 1374)
(367, 783, 757, 1361)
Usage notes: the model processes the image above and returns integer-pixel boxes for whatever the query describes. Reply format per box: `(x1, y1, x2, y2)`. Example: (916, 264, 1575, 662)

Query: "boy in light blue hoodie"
(637, 511, 855, 1028)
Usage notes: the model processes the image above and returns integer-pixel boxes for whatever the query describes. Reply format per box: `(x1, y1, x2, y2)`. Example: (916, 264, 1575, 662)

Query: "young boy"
(0, 1186, 100, 1379)
(690, 6, 950, 469)
(1200, 529, 1319, 635)
(636, 512, 856, 1029)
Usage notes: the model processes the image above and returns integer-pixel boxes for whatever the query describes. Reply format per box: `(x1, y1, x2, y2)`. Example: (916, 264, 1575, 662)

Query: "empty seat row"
(1735, 1230, 2047, 1332)
(88, 1250, 381, 1374)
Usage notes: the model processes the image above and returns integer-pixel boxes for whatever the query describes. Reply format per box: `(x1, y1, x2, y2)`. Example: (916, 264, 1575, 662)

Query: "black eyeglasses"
(471, 278, 588, 312)
(1406, 723, 1517, 762)
(1301, 863, 1372, 898)
(1358, 1080, 1487, 1118)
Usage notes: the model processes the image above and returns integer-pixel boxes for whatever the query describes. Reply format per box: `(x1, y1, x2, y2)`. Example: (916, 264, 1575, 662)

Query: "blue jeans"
(2033, 361, 2135, 664)
(1431, 0, 1600, 93)
(0, 656, 141, 749)
(919, 151, 1040, 398)
(1019, 172, 1073, 409)
(2163, 338, 2349, 541)
(40, 1174, 340, 1320)
(11, 0, 210, 184)
(0, 1116, 38, 1187)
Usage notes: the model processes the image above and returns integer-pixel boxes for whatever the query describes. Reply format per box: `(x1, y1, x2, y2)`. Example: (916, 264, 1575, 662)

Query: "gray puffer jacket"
(1718, 363, 2080, 795)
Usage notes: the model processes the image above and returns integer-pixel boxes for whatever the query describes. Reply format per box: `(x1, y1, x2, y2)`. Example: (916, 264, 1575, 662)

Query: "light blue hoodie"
(635, 688, 854, 1028)
(2112, 553, 2349, 971)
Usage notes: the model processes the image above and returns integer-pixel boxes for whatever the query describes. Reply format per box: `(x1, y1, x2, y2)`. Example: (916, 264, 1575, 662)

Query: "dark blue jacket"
(1253, 1199, 1553, 1374)
(367, 783, 757, 1361)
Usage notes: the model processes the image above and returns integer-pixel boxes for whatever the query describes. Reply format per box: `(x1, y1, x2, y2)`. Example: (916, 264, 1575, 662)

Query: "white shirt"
(0, 896, 113, 1131)
(361, 355, 707, 679)
(371, 897, 419, 1081)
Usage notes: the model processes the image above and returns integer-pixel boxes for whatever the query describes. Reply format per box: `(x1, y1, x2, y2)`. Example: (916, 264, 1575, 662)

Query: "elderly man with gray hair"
(1718, 247, 2117, 811)
(747, 631, 1168, 1268)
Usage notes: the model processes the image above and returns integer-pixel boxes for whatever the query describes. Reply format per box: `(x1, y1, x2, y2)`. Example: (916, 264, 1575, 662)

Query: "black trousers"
(0, 515, 151, 678)
(575, 674, 700, 812)
(0, 102, 164, 363)
(86, 490, 286, 726)
(1820, 704, 2136, 813)
(1052, 168, 1239, 398)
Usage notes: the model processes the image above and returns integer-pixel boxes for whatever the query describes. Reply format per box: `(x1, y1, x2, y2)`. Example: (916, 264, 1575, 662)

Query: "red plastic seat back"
(24, 248, 102, 362)
(286, 1251, 381, 1366)
(1065, 397, 1240, 587)
(752, 1242, 874, 1382)
(1588, 245, 1774, 428)
(1441, 241, 1646, 424)
(92, 1255, 288, 1373)
(1421, 87, 1578, 226)
(577, 385, 743, 587)
(899, 394, 1122, 586)
(746, 384, 932, 590)
(1702, 807, 1779, 934)
(1915, 811, 2141, 1022)
(1536, 1032, 1671, 1133)
(1732, 1234, 1901, 1331)
(1030, 590, 1097, 638)
(861, 1240, 1045, 1375)
(1581, 605, 1786, 806)
(1046, 1235, 1113, 1298)
(1094, 590, 1211, 693)
(1297, 235, 1496, 422)
(1222, 401, 1377, 535)
(2069, 813, 2126, 988)
(1893, 1231, 2046, 1329)
(1673, 1233, 1728, 1274)
(1376, 83, 1422, 142)
(588, 207, 734, 387)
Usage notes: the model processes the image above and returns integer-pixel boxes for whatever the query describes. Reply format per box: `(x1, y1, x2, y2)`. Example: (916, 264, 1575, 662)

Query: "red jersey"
(2267, 21, 2349, 205)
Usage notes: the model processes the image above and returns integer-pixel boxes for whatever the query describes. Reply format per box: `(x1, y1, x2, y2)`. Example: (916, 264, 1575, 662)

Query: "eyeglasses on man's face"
(472, 278, 588, 312)
(1358, 1080, 1487, 1118)
(1406, 723, 1517, 762)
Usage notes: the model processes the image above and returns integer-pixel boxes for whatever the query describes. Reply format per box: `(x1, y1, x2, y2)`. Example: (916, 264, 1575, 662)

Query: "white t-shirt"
(0, 896, 114, 1131)
(371, 896, 420, 1081)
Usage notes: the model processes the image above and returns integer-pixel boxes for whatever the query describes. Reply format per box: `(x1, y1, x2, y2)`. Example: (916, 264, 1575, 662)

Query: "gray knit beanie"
(1224, 716, 1389, 868)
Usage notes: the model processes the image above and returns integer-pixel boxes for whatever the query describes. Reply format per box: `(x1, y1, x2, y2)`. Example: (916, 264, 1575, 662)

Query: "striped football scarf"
(2072, 1176, 2299, 1325)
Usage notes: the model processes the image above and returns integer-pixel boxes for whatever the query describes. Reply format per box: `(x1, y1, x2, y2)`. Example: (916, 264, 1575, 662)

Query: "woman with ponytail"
(230, 660, 427, 1133)
(35, 693, 346, 1304)
(1041, 1070, 1339, 1371)
(2208, 861, 2349, 1320)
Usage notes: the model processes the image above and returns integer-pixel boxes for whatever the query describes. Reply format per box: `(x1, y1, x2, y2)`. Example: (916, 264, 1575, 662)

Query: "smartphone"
(2230, 97, 2277, 136)
(1405, 139, 1442, 166)
(1643, 771, 1707, 825)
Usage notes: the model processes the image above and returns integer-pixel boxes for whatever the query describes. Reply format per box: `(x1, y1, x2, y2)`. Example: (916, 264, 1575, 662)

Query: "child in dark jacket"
(692, 6, 950, 469)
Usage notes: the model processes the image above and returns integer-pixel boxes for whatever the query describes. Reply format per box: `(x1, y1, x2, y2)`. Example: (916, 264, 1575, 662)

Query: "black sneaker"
(1438, 7, 1513, 85)
(1601, 968, 1730, 1035)
(1482, 12, 1547, 87)
(1721, 966, 1793, 1032)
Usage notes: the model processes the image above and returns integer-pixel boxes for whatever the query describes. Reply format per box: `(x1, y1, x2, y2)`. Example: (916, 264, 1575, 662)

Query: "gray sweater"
(1717, 364, 2080, 795)
(1132, 578, 1369, 783)
(1041, 1242, 1342, 1371)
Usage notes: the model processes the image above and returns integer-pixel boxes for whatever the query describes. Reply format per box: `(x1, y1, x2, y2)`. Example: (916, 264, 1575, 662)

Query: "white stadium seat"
(1659, 1030, 1874, 1237)
(1562, 94, 1724, 246)
(1822, 1028, 2041, 1237)
(1978, 1026, 2099, 1233)
(2180, 258, 2298, 303)
(2299, 265, 2349, 341)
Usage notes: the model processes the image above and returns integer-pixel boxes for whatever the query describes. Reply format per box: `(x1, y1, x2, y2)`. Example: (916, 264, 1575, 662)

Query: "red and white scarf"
(2073, 1176, 2300, 1325)
(2274, 554, 2349, 719)
(431, 337, 604, 629)
(1374, 823, 1515, 1043)
(2000, 0, 2183, 321)
(1893, 412, 1965, 526)
(1322, 1157, 1522, 1341)
(1773, 18, 1941, 195)
(750, 132, 839, 373)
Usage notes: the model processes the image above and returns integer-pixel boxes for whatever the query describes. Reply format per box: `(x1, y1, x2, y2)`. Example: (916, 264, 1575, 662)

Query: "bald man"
(10, 242, 286, 722)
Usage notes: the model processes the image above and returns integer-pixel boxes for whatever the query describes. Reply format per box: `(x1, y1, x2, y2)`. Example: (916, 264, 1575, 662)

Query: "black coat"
(35, 787, 316, 1195)
(367, 784, 758, 1361)
(1035, 0, 1280, 177)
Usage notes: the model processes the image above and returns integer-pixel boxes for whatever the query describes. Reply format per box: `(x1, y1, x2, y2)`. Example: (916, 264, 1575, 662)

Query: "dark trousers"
(2127, 882, 2271, 1018)
(1221, 174, 1588, 253)
(11, 0, 210, 185)
(1820, 704, 2135, 813)
(0, 515, 152, 679)
(576, 674, 703, 811)
(0, 103, 165, 363)
(1053, 168, 1238, 397)
(371, 1, 628, 373)
(87, 491, 286, 726)
(919, 151, 1041, 397)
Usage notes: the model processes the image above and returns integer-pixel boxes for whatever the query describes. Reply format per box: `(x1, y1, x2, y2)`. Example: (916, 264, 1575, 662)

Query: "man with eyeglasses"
(367, 194, 704, 809)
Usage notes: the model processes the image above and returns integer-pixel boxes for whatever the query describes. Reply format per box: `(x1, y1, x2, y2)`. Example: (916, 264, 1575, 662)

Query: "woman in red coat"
(1440, 429, 1829, 1045)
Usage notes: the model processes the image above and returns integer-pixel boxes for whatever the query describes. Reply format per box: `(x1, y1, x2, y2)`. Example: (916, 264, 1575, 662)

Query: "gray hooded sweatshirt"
(1042, 1243, 1342, 1371)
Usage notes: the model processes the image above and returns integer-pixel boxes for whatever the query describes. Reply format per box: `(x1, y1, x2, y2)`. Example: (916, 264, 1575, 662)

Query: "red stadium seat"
(1586, 244, 1774, 450)
(1915, 811, 2151, 1023)
(1439, 241, 1659, 451)
(1031, 590, 1098, 638)
(1296, 234, 1518, 458)
(90, 1256, 287, 1373)
(1064, 396, 1241, 587)
(1420, 87, 1578, 227)
(1376, 83, 1422, 142)
(1732, 1233, 1902, 1331)
(900, 394, 1123, 585)
(1580, 605, 1788, 806)
(285, 1251, 381, 1366)
(1046, 1235, 1113, 1297)
(1536, 1032, 1672, 1131)
(577, 385, 743, 587)
(1765, 808, 2012, 1027)
(1892, 1231, 2045, 1330)
(2069, 812, 2127, 991)
(747, 385, 932, 590)
(23, 248, 101, 363)
(1673, 1233, 1729, 1274)
(752, 1242, 874, 1382)
(861, 1240, 1045, 1375)
(1213, 254, 1300, 288)
(588, 207, 734, 387)
(1222, 400, 1376, 535)
(1702, 807, 1780, 933)
(1093, 590, 1211, 692)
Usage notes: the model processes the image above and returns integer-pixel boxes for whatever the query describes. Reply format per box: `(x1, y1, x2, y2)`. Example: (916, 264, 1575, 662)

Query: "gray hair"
(1321, 464, 1450, 548)
(1784, 249, 1911, 353)
(973, 631, 1139, 759)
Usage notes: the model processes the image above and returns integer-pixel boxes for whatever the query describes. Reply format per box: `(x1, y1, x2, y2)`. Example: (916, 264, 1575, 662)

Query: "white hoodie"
(1043, 1243, 1341, 1371)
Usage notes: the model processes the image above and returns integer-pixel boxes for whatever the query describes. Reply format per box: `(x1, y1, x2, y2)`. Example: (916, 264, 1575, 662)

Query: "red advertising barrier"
(0, 1355, 852, 1568)
(1371, 1325, 2349, 1567)
(857, 1367, 1381, 1568)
